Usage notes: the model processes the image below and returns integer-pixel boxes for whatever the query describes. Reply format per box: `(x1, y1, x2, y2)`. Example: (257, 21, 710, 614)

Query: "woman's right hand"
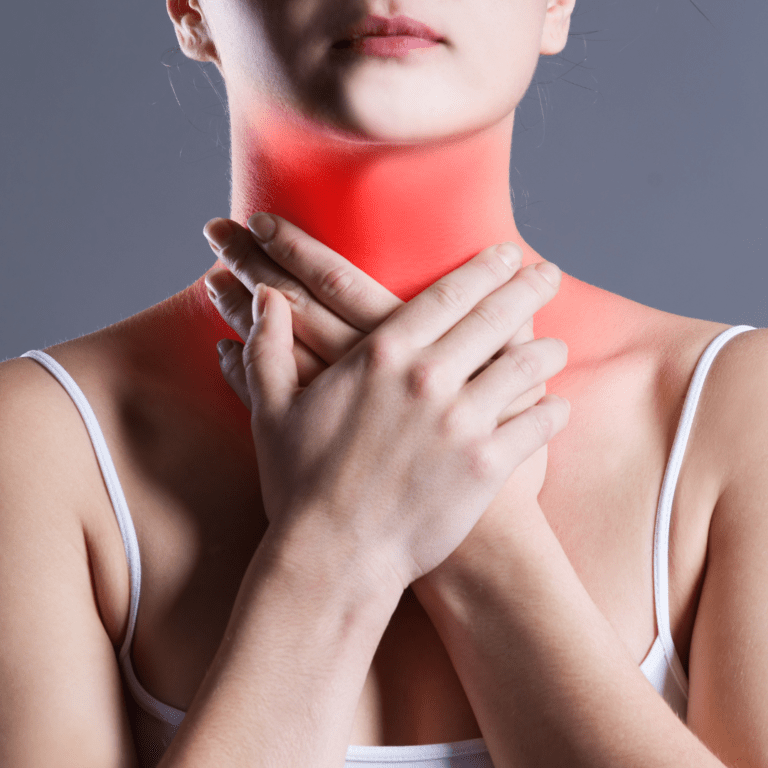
(237, 239, 570, 594)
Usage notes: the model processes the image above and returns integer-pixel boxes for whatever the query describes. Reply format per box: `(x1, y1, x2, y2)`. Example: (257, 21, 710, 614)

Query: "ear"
(167, 0, 219, 65)
(540, 0, 577, 56)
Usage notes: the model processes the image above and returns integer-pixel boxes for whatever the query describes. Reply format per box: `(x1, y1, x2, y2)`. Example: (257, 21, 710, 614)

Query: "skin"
(161, 0, 661, 437)
(2, 0, 766, 765)
(166, 0, 659, 388)
(170, 0, 588, 312)
(165, 1, 767, 761)
(163, 0, 584, 594)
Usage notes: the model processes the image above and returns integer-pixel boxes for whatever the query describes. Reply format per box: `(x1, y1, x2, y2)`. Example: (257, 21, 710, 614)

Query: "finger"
(372, 241, 524, 351)
(466, 315, 543, 429)
(495, 381, 548, 429)
(205, 217, 368, 365)
(460, 337, 568, 430)
(206, 266, 328, 386)
(206, 268, 254, 342)
(216, 339, 251, 411)
(489, 393, 571, 471)
(218, 336, 323, 413)
(511, 316, 535, 345)
(428, 261, 561, 387)
(294, 344, 330, 388)
(246, 212, 403, 332)
(243, 286, 299, 421)
(467, 316, 534, 381)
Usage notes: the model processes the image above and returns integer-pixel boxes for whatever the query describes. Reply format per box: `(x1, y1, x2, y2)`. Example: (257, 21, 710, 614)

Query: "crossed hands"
(202, 213, 568, 591)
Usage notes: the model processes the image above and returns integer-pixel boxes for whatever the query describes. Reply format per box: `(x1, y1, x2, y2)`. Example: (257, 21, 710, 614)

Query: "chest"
(83, 333, 721, 748)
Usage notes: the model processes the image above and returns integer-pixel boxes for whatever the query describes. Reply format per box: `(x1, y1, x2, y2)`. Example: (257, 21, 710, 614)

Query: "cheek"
(211, 3, 291, 99)
(456, 8, 545, 109)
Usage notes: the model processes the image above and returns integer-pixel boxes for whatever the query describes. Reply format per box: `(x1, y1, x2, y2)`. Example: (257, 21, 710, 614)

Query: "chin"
(335, 96, 511, 147)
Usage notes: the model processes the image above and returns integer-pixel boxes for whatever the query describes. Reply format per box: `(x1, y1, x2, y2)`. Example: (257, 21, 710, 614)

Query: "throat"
(228, 103, 526, 302)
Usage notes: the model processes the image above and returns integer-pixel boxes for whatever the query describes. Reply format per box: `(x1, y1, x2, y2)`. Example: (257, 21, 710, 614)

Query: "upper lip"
(335, 14, 445, 43)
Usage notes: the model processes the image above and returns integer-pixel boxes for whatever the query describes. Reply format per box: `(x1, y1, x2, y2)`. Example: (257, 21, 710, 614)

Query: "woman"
(1, 0, 765, 766)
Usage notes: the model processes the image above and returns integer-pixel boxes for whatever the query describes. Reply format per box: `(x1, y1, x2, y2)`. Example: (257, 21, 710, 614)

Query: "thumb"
(243, 284, 299, 422)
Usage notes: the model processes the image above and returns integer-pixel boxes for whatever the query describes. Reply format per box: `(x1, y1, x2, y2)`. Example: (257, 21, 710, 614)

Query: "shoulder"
(0, 351, 111, 537)
(687, 324, 768, 490)
(0, 348, 133, 645)
(683, 324, 768, 763)
(0, 349, 93, 527)
(0, 355, 141, 768)
(0, 353, 92, 476)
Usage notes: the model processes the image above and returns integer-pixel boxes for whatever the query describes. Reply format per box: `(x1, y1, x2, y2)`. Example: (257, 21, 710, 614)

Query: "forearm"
(158, 521, 402, 768)
(413, 505, 724, 768)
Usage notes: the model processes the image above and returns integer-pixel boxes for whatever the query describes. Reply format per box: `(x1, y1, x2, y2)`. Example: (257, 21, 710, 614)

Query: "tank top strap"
(20, 350, 142, 665)
(652, 324, 757, 697)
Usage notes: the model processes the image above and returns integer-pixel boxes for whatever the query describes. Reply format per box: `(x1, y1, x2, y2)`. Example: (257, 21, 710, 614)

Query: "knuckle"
(364, 333, 406, 372)
(519, 267, 550, 301)
(463, 439, 498, 482)
(217, 283, 249, 317)
(242, 346, 260, 384)
(269, 277, 309, 311)
(405, 358, 444, 401)
(472, 302, 509, 336)
(281, 234, 304, 267)
(318, 265, 355, 302)
(282, 285, 311, 313)
(530, 406, 555, 441)
(482, 248, 516, 282)
(218, 241, 247, 273)
(432, 280, 471, 315)
(439, 400, 474, 440)
(508, 346, 540, 380)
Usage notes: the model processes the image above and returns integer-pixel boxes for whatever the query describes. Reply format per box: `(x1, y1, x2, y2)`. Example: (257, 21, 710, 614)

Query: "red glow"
(230, 104, 520, 304)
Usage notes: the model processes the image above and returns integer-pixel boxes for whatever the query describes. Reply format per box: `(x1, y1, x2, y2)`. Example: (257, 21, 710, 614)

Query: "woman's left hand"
(203, 213, 554, 578)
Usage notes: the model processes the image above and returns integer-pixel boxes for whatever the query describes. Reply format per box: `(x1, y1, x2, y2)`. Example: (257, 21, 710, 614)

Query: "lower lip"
(334, 35, 442, 58)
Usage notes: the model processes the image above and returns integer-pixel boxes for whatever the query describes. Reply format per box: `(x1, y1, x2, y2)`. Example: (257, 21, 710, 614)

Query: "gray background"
(1, 0, 765, 361)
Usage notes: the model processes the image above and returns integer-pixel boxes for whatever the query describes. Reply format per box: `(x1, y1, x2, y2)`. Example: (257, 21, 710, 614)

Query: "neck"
(182, 104, 612, 376)
(228, 104, 537, 302)
(154, 104, 631, 399)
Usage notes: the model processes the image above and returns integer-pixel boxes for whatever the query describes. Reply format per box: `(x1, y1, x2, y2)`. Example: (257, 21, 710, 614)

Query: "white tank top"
(21, 324, 757, 767)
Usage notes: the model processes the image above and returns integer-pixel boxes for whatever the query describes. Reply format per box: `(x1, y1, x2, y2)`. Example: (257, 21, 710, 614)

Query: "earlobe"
(540, 0, 577, 57)
(166, 0, 219, 65)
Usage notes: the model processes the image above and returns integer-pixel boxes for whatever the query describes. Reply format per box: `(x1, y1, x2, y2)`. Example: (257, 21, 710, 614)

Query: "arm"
(159, 520, 402, 768)
(199, 217, 767, 765)
(0, 358, 400, 768)
(685, 328, 768, 766)
(412, 330, 768, 768)
(0, 359, 140, 768)
(413, 499, 725, 768)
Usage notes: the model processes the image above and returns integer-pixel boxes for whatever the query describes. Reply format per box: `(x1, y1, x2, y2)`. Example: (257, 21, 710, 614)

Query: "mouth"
(332, 14, 446, 49)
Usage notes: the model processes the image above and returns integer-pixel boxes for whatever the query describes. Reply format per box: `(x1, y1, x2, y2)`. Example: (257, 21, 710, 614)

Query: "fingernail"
(248, 213, 277, 242)
(534, 261, 561, 286)
(204, 269, 231, 301)
(204, 275, 219, 301)
(203, 219, 234, 250)
(496, 242, 522, 268)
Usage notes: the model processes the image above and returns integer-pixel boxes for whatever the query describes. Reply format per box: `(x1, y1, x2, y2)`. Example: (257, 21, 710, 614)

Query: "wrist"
(411, 498, 547, 616)
(258, 516, 405, 619)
